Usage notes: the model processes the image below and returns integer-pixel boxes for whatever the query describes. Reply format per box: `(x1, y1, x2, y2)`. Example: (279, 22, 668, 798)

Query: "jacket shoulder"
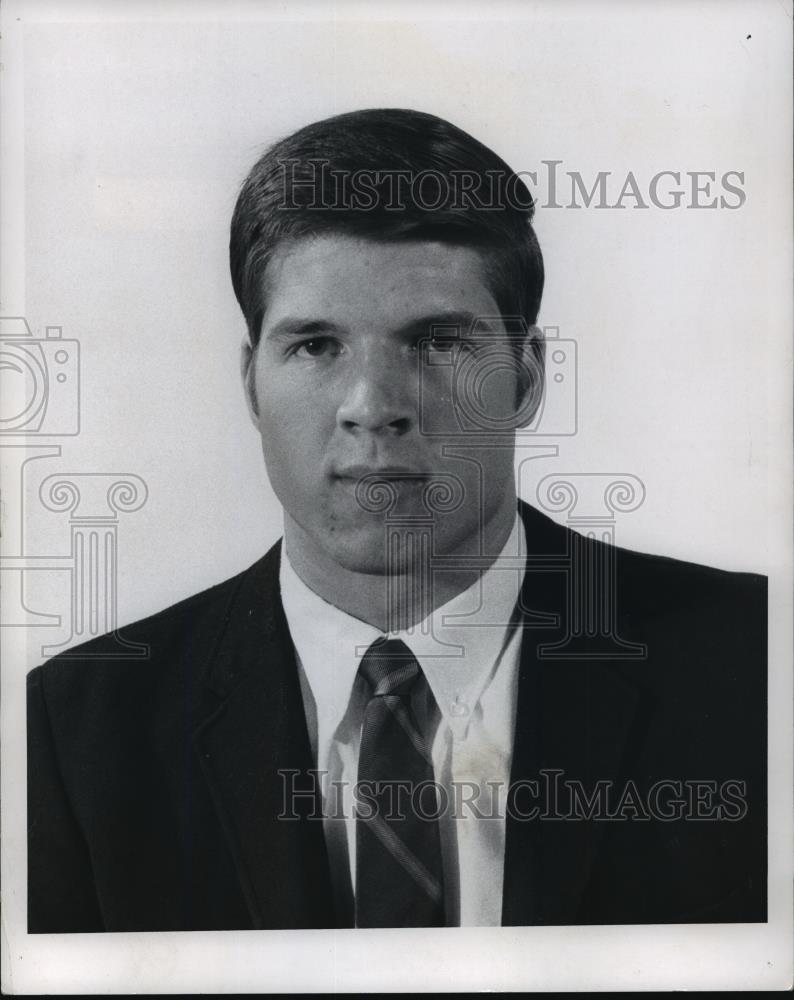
(519, 497, 766, 606)
(27, 546, 280, 694)
(607, 538, 767, 615)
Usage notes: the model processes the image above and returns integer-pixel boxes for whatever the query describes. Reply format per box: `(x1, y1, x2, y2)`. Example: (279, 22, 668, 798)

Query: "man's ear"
(240, 339, 260, 425)
(515, 324, 546, 425)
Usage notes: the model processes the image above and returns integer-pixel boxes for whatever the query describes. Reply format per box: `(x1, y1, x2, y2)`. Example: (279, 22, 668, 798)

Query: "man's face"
(242, 233, 540, 575)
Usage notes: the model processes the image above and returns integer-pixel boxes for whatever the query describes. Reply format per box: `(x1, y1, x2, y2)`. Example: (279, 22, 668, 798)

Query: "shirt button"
(450, 700, 469, 718)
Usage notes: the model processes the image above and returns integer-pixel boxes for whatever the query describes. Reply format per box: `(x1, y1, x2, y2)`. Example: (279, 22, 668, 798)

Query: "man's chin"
(321, 530, 400, 576)
(317, 520, 426, 576)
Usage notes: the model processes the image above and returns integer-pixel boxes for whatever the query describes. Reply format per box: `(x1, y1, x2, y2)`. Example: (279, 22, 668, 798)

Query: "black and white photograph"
(1, 0, 791, 993)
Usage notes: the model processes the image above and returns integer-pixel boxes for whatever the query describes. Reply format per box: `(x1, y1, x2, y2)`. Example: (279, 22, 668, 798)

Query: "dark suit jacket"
(27, 501, 767, 932)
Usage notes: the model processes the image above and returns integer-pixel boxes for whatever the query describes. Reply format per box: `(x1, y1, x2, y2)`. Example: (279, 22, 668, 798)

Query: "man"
(27, 109, 767, 932)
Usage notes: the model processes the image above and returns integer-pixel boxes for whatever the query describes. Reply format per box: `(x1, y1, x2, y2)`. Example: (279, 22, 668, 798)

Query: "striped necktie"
(354, 637, 445, 927)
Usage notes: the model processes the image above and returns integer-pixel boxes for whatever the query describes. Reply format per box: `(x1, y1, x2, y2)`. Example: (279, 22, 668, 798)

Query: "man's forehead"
(260, 232, 500, 331)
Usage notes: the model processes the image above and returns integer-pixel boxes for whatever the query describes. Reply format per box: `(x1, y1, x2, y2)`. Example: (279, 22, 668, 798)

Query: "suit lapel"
(502, 504, 641, 925)
(193, 542, 335, 929)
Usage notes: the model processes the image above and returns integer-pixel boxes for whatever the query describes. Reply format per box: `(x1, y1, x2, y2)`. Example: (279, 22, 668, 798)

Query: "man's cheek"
(259, 430, 298, 485)
(419, 382, 458, 435)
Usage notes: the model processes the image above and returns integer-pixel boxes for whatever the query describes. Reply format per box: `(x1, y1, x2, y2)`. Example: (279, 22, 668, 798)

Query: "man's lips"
(332, 464, 429, 482)
(329, 465, 454, 516)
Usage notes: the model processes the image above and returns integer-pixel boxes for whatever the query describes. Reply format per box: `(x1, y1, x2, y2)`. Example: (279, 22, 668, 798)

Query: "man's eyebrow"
(399, 311, 472, 334)
(398, 311, 499, 336)
(265, 318, 346, 340)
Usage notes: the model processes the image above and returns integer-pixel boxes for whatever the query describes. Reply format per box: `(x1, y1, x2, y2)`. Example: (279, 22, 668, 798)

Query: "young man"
(27, 109, 767, 931)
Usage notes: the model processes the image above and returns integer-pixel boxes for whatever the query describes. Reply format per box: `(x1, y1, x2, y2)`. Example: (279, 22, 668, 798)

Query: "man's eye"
(293, 337, 339, 359)
(420, 335, 461, 353)
(426, 337, 480, 354)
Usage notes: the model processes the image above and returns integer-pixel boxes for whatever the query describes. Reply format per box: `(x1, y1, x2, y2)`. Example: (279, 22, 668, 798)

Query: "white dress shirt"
(279, 512, 526, 926)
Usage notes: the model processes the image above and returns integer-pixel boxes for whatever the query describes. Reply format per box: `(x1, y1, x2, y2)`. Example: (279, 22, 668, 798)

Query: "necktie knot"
(359, 637, 419, 698)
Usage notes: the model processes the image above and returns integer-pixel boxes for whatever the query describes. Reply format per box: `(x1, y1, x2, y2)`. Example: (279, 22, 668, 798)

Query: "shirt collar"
(279, 510, 525, 740)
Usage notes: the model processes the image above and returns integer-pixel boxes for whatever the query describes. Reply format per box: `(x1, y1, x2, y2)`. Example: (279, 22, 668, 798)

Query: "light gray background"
(2, 0, 792, 993)
(16, 0, 788, 637)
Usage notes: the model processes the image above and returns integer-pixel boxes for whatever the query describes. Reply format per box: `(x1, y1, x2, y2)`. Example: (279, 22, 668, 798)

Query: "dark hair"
(229, 108, 544, 347)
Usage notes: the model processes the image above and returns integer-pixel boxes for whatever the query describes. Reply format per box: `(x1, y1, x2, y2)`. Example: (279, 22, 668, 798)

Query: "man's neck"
(283, 493, 519, 633)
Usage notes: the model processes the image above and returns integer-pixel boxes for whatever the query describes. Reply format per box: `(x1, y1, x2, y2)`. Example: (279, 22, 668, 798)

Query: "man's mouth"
(333, 465, 429, 483)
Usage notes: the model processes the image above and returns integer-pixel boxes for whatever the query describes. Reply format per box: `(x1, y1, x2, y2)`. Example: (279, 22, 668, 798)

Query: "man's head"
(230, 109, 546, 580)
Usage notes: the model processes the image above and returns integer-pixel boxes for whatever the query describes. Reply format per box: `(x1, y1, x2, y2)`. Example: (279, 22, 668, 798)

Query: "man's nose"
(336, 355, 415, 435)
